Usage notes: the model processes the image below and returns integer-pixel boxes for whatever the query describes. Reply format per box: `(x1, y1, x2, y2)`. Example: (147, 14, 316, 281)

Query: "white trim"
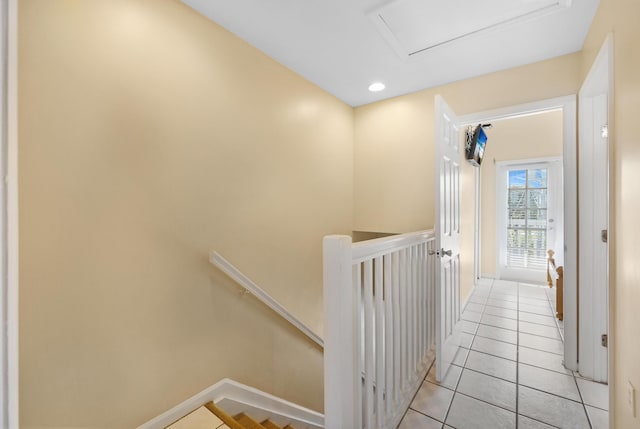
(474, 168, 481, 281)
(136, 378, 324, 429)
(458, 95, 578, 370)
(210, 252, 324, 348)
(458, 95, 574, 125)
(1, 1, 18, 427)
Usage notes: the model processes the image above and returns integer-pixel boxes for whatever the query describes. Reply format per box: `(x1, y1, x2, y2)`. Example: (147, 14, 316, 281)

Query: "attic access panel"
(370, 0, 572, 59)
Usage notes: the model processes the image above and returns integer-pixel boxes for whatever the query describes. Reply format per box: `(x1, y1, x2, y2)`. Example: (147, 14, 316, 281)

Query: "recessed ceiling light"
(368, 82, 385, 92)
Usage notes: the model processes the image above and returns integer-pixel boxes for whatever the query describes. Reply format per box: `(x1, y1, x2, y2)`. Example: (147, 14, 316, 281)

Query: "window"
(506, 168, 548, 269)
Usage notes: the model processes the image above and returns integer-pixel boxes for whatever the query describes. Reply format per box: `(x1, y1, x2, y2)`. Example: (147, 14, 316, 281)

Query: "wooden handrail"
(547, 249, 555, 287)
(204, 401, 246, 429)
(547, 249, 563, 321)
(556, 266, 564, 321)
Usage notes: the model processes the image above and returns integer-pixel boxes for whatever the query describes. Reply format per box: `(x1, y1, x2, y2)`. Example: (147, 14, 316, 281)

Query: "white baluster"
(363, 260, 374, 429)
(373, 257, 385, 428)
(383, 254, 394, 418)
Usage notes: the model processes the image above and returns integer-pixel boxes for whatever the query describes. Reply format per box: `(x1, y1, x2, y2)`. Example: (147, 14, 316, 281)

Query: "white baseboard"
(136, 379, 324, 429)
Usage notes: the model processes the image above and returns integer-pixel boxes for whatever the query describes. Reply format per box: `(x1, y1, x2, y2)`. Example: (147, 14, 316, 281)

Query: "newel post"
(323, 235, 360, 429)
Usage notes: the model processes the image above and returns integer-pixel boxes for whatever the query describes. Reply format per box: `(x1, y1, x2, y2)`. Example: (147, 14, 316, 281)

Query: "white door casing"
(434, 95, 462, 382)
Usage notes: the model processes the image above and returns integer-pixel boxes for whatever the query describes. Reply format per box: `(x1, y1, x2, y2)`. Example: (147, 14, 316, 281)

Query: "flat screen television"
(466, 125, 488, 167)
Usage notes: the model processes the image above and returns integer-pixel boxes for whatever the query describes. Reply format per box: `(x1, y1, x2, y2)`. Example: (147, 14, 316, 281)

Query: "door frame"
(458, 94, 578, 370)
(578, 34, 613, 385)
(1, 0, 19, 427)
(495, 157, 563, 283)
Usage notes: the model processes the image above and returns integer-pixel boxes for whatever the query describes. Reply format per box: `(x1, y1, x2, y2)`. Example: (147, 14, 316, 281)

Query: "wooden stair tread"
(203, 402, 246, 429)
(235, 413, 267, 429)
(261, 420, 283, 429)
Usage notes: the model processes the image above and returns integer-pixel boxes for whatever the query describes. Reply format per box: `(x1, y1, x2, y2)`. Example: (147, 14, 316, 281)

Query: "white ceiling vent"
(370, 0, 573, 60)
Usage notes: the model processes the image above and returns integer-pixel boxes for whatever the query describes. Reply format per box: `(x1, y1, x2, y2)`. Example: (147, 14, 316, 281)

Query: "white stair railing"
(323, 231, 437, 429)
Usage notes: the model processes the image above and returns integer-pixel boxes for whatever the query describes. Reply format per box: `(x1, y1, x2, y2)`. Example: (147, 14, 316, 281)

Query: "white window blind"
(506, 168, 548, 270)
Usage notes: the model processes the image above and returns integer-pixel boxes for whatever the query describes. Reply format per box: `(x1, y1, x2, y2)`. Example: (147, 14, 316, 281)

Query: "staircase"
(138, 379, 322, 429)
(166, 401, 299, 429)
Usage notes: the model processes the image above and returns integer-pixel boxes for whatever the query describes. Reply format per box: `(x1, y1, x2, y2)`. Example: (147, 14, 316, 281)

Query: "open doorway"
(456, 90, 611, 426)
(458, 95, 579, 369)
(469, 111, 565, 284)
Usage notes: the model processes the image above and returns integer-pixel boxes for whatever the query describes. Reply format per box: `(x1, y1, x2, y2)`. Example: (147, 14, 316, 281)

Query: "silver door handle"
(434, 248, 452, 257)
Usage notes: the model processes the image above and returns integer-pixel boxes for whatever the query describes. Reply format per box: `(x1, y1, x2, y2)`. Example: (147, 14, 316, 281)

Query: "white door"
(434, 96, 462, 382)
(579, 94, 609, 382)
(578, 36, 611, 383)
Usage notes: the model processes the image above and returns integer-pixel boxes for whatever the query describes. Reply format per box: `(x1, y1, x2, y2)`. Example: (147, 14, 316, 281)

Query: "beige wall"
(479, 111, 563, 277)
(581, 0, 640, 427)
(19, 1, 353, 427)
(354, 54, 580, 300)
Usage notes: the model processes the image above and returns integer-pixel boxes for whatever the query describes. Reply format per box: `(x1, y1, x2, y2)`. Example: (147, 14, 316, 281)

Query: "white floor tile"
(518, 312, 558, 327)
(452, 347, 470, 367)
(464, 350, 517, 382)
(519, 303, 554, 316)
(456, 369, 516, 411)
(445, 393, 515, 429)
(519, 296, 551, 307)
(518, 363, 581, 402)
(471, 336, 517, 361)
(459, 332, 474, 349)
(469, 294, 488, 304)
(401, 277, 609, 429)
(462, 310, 482, 323)
(410, 381, 454, 422)
(519, 332, 564, 355)
(518, 386, 590, 428)
(517, 415, 556, 428)
(476, 324, 518, 344)
(518, 321, 561, 339)
(464, 302, 485, 313)
(459, 320, 479, 335)
(490, 293, 519, 302)
(493, 279, 518, 288)
(518, 346, 572, 375)
(485, 299, 519, 310)
(483, 306, 518, 319)
(518, 284, 549, 297)
(576, 378, 609, 410)
(480, 314, 518, 331)
(427, 362, 462, 390)
(399, 409, 443, 429)
(586, 405, 609, 429)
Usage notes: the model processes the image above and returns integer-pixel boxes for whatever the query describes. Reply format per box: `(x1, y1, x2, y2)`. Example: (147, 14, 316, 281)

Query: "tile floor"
(398, 278, 609, 429)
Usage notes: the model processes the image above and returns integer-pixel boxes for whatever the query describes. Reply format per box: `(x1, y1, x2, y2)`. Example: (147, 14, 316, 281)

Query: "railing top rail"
(210, 252, 324, 348)
(351, 229, 435, 263)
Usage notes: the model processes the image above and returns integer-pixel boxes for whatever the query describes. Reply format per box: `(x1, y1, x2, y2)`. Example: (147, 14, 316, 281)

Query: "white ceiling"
(181, 0, 599, 107)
